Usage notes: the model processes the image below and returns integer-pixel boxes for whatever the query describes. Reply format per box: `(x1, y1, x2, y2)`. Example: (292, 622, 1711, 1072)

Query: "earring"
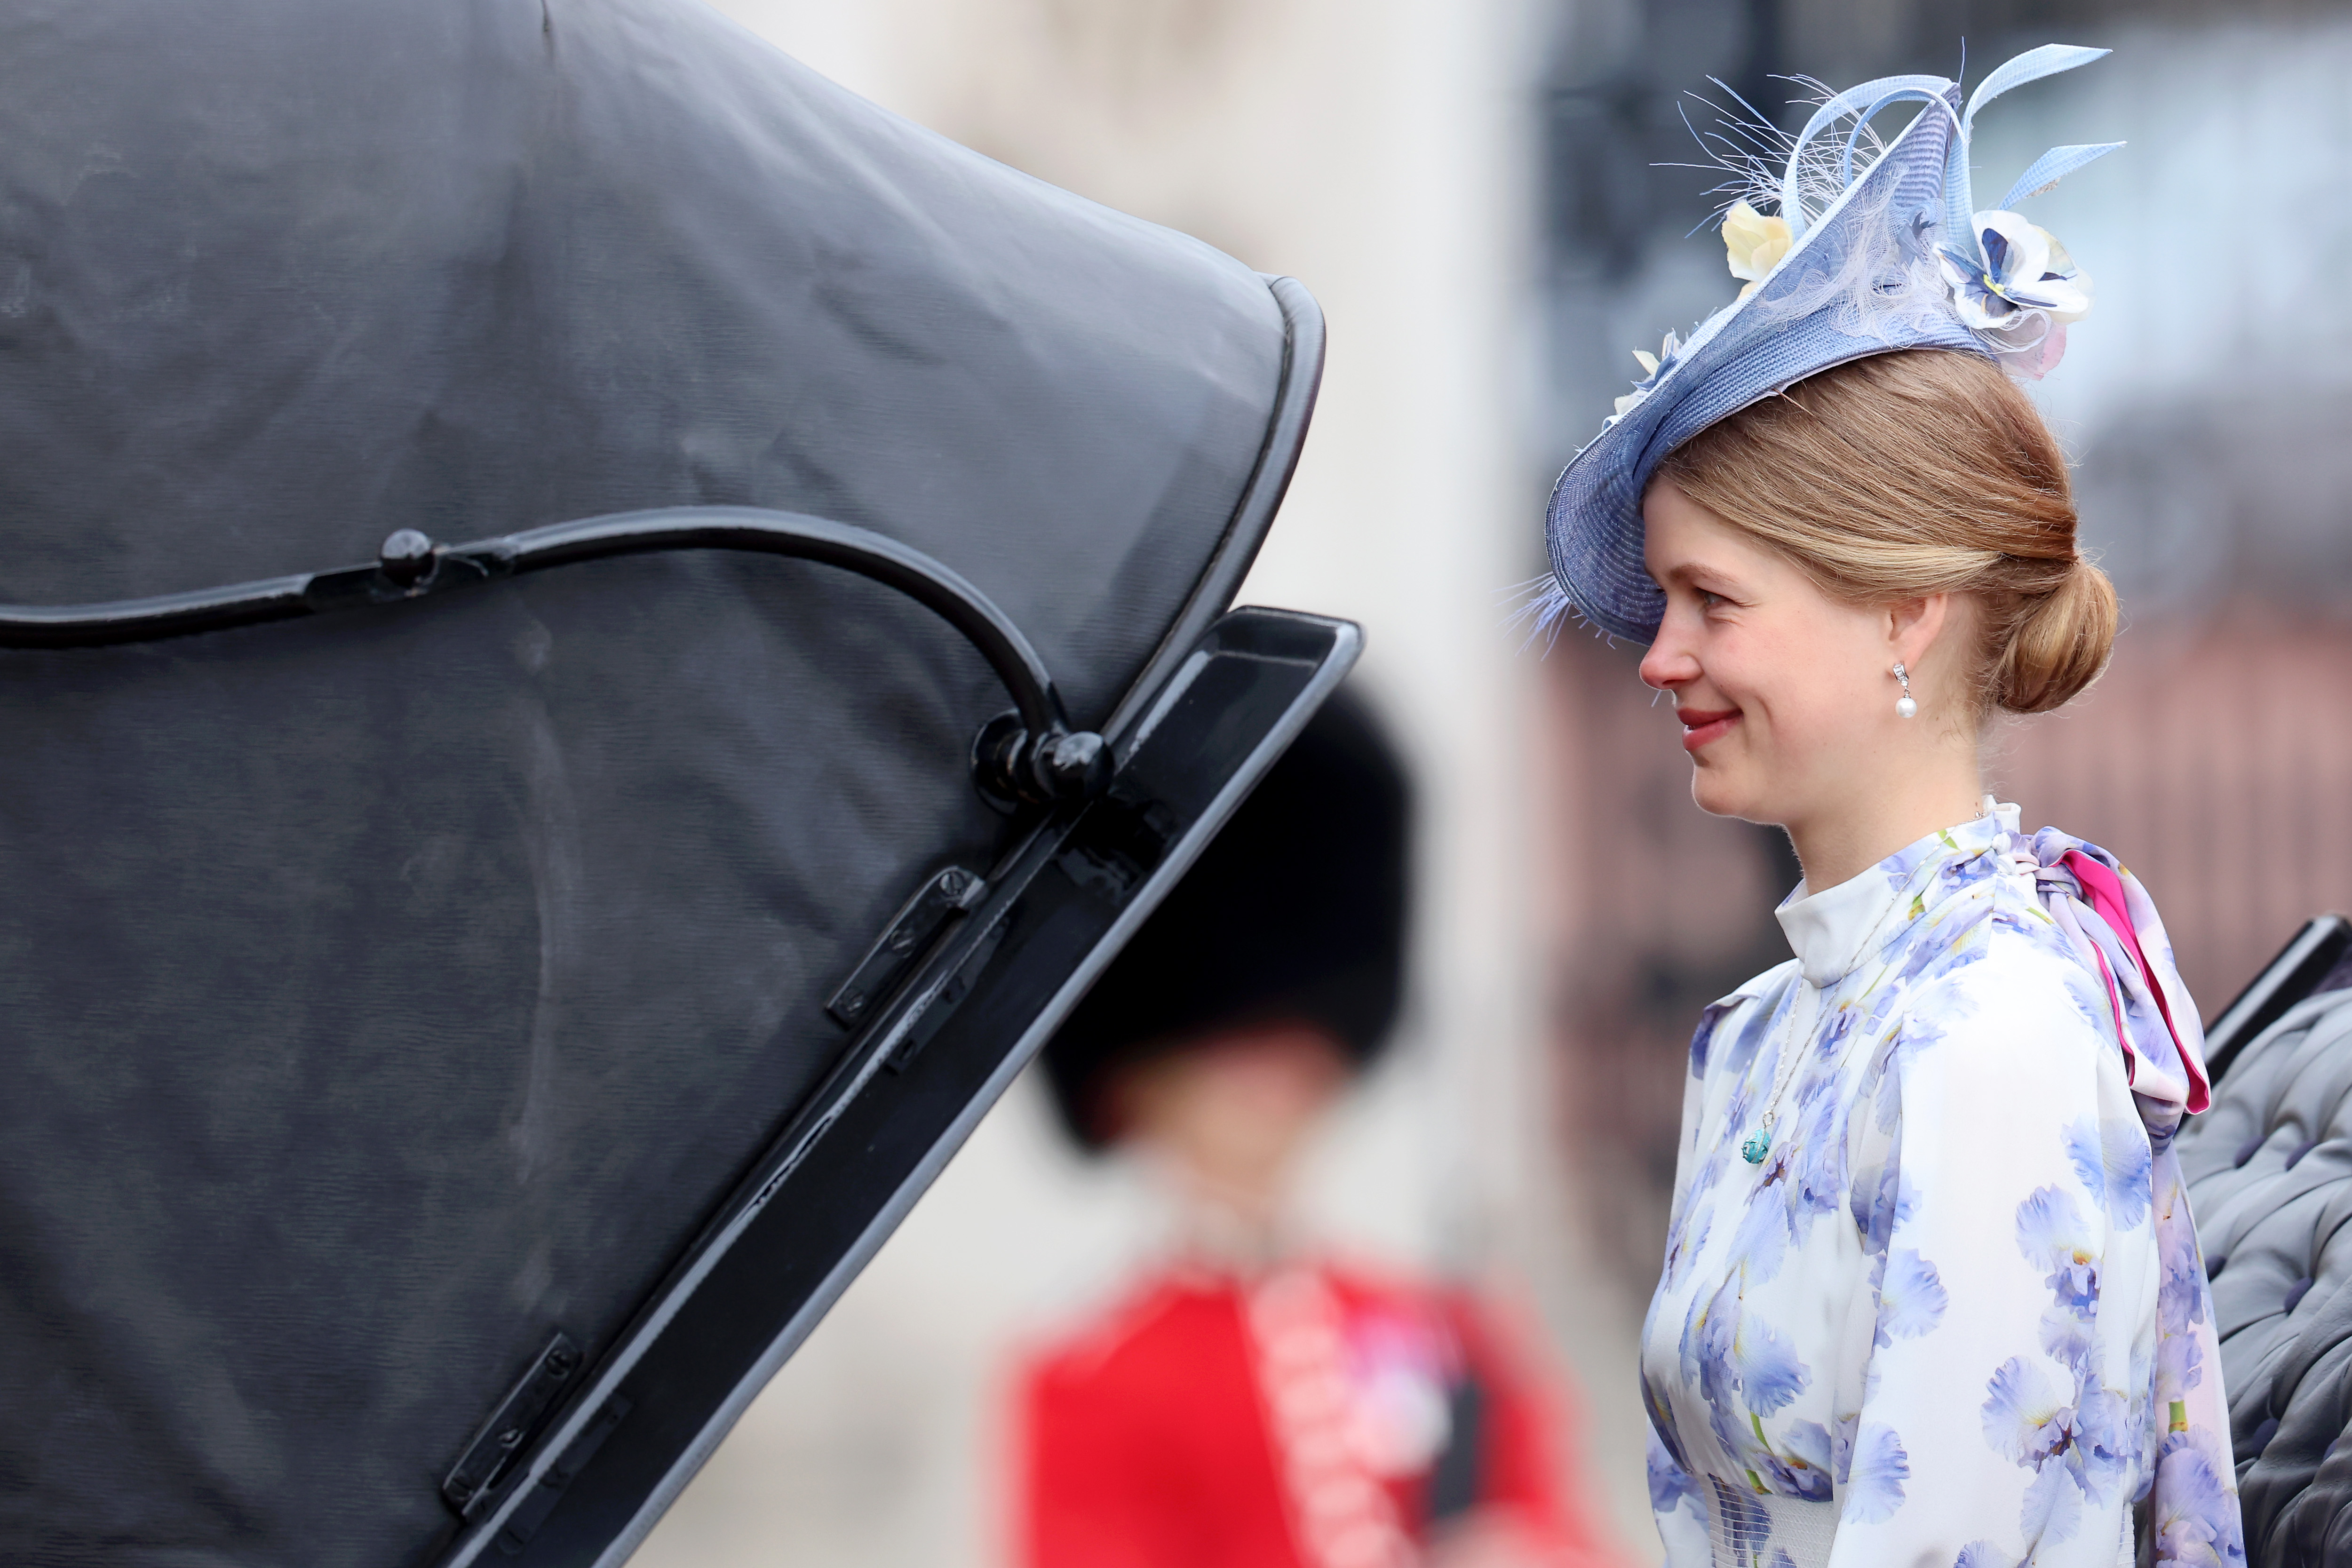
(1892, 662, 1917, 719)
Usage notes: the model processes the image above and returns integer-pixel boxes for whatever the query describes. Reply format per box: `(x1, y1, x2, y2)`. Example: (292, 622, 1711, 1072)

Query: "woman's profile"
(1539, 47, 2245, 1568)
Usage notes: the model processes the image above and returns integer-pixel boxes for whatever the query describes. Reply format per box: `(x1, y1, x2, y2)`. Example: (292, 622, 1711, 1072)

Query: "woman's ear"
(1884, 594, 1953, 667)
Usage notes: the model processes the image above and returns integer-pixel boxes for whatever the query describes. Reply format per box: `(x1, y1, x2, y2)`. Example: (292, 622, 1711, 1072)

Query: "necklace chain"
(1741, 984, 1818, 1164)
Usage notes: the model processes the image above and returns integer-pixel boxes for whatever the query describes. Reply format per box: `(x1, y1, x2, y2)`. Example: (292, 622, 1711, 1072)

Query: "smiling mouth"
(1677, 708, 1739, 752)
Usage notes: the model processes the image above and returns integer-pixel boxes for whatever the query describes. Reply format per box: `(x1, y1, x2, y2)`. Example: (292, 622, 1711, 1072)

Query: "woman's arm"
(1645, 986, 1776, 1566)
(1646, 1427, 1710, 1566)
(1826, 951, 2155, 1568)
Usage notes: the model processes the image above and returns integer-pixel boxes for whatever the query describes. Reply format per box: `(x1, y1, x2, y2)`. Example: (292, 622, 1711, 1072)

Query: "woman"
(1538, 48, 2245, 1568)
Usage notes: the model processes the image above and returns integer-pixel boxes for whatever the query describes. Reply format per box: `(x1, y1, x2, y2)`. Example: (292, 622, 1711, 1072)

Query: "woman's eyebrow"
(1658, 559, 1747, 593)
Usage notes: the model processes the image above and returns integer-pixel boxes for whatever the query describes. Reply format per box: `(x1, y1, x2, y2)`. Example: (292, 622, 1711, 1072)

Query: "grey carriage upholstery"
(2179, 981, 2352, 1564)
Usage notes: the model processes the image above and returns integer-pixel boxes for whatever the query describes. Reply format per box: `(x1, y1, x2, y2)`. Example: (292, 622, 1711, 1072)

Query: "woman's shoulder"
(1891, 844, 2091, 981)
(1891, 898, 2119, 1072)
(1687, 958, 1800, 1081)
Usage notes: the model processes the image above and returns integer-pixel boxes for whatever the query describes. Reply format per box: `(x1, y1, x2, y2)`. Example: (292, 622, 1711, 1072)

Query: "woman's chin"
(1687, 764, 1765, 823)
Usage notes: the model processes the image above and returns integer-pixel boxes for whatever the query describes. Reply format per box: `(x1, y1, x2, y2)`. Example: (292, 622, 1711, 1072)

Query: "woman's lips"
(1677, 708, 1740, 753)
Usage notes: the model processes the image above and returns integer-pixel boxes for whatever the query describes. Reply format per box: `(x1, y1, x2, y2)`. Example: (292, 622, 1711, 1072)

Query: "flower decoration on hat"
(1721, 201, 1792, 298)
(1938, 210, 2093, 379)
(1941, 210, 2091, 330)
(1614, 330, 1684, 417)
(1925, 55, 2121, 378)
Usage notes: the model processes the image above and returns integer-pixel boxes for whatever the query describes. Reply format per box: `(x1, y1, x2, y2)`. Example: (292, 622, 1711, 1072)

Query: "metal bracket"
(491, 1396, 633, 1556)
(826, 867, 987, 1028)
(442, 1332, 583, 1518)
(884, 914, 1009, 1075)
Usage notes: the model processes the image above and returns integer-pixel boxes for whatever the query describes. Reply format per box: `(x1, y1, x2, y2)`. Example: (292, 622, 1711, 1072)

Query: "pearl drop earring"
(1892, 662, 1917, 719)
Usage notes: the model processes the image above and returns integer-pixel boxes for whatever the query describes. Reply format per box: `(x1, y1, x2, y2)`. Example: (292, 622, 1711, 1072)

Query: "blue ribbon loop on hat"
(1946, 45, 2111, 265)
(1781, 75, 1954, 240)
(1999, 142, 2125, 211)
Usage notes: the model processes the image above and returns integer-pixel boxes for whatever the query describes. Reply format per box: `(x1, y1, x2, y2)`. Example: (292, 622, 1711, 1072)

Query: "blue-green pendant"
(1740, 1130, 1770, 1164)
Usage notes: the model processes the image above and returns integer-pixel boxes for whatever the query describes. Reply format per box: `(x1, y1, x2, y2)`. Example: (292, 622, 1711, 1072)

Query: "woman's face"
(1636, 478, 1927, 832)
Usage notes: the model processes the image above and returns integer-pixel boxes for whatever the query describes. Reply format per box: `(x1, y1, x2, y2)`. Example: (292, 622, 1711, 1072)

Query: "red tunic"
(1013, 1260, 1626, 1568)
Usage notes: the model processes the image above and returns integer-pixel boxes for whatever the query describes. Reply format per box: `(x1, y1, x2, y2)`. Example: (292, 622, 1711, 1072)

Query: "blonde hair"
(1654, 349, 2115, 716)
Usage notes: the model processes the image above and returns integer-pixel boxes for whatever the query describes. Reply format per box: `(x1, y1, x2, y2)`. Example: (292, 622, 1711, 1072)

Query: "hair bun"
(1658, 350, 2117, 721)
(1996, 557, 2117, 715)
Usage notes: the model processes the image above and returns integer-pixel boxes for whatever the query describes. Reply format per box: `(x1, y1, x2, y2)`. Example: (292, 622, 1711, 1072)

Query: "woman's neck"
(1786, 760, 1987, 891)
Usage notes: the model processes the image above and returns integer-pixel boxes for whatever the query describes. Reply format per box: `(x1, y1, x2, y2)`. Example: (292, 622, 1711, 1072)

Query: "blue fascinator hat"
(1543, 45, 2122, 642)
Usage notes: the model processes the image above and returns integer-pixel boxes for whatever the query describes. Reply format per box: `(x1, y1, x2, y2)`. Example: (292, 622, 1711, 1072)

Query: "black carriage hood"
(0, 0, 1288, 674)
(0, 1, 1323, 1564)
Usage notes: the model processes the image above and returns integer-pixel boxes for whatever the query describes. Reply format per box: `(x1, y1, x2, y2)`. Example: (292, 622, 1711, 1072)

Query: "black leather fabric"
(2180, 985, 2352, 1565)
(0, 2, 1295, 1563)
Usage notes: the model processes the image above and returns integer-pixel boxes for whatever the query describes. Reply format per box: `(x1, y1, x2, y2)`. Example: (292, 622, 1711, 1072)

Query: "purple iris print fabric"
(1639, 805, 2243, 1567)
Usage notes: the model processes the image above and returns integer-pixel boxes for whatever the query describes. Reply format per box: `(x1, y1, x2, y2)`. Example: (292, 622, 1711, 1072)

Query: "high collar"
(1774, 801, 2022, 987)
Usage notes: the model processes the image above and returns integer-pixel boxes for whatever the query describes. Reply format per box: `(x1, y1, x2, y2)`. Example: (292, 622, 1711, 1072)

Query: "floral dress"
(1641, 804, 2244, 1568)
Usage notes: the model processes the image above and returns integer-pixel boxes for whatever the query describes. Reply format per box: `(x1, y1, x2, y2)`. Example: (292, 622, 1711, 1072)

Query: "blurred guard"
(1014, 691, 1626, 1568)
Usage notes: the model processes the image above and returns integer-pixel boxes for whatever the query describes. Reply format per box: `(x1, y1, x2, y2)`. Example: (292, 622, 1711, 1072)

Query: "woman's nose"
(1638, 636, 1696, 692)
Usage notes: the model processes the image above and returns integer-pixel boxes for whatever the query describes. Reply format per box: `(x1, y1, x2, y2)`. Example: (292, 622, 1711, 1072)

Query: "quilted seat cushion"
(2181, 984, 2352, 1564)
